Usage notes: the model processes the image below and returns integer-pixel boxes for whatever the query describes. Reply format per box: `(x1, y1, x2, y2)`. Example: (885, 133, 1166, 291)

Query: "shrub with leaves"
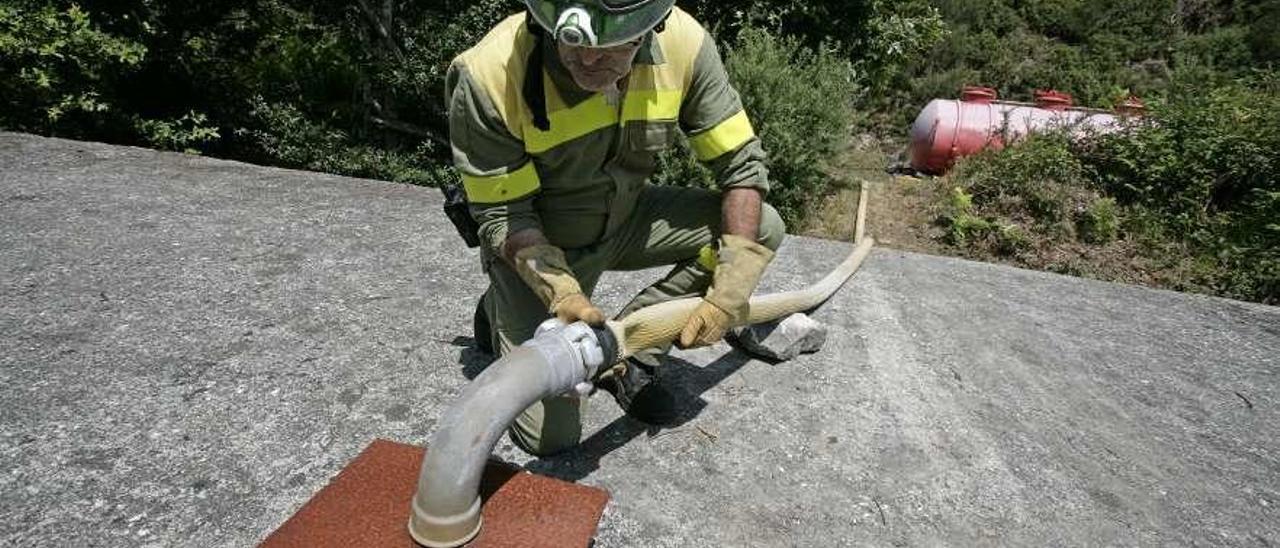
(134, 111, 221, 153)
(947, 132, 1105, 240)
(654, 27, 859, 227)
(941, 73, 1279, 304)
(872, 0, 1274, 133)
(237, 97, 447, 186)
(0, 2, 146, 134)
(1078, 197, 1120, 244)
(938, 184, 1031, 256)
(1076, 73, 1280, 302)
(680, 0, 945, 84)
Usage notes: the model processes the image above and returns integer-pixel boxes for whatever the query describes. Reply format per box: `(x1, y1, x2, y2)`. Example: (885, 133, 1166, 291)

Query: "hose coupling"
(534, 319, 616, 385)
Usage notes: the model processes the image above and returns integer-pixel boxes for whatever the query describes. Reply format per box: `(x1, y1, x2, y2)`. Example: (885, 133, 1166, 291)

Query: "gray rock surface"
(729, 313, 828, 362)
(1, 132, 1278, 547)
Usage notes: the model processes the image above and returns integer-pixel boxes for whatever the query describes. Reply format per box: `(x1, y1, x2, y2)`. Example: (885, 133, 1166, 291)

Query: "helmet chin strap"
(524, 18, 551, 131)
(603, 83, 622, 106)
(603, 70, 634, 107)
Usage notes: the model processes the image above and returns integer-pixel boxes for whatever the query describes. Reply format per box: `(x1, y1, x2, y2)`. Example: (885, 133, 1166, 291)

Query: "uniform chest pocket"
(627, 121, 680, 152)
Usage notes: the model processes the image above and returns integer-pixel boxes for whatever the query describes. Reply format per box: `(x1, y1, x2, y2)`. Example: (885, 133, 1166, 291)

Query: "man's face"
(557, 38, 644, 92)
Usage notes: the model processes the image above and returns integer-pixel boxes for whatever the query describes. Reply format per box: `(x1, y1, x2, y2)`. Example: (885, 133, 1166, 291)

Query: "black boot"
(473, 296, 493, 355)
(597, 357, 678, 425)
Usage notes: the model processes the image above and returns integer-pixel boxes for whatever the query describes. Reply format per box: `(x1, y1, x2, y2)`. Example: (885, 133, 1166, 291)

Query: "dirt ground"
(799, 142, 949, 256)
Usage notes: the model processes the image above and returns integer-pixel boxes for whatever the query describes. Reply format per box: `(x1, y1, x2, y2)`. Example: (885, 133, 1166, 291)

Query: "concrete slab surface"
(2, 132, 1278, 547)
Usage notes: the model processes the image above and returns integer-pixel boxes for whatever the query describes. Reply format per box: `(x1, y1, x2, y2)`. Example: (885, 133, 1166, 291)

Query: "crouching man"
(447, 0, 785, 455)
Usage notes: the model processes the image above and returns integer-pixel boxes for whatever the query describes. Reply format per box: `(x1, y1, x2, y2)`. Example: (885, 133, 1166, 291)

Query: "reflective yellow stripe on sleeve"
(689, 110, 755, 161)
(461, 161, 540, 203)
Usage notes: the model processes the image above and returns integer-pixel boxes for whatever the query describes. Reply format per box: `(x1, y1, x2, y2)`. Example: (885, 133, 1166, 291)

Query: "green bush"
(948, 133, 1097, 235)
(680, 0, 945, 73)
(237, 97, 447, 186)
(871, 0, 1270, 134)
(0, 2, 145, 134)
(1075, 73, 1280, 302)
(938, 186, 1028, 255)
(938, 73, 1278, 304)
(134, 111, 221, 153)
(1079, 75, 1280, 226)
(940, 186, 988, 245)
(1078, 197, 1120, 244)
(653, 27, 859, 226)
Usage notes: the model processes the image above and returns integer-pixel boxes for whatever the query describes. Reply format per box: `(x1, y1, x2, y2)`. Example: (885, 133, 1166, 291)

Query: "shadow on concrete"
(525, 350, 753, 482)
(450, 335, 495, 380)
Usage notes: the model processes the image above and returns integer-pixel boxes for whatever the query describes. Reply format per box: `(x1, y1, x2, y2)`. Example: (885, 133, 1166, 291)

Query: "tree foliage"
(0, 0, 516, 182)
(922, 0, 1277, 303)
(944, 73, 1279, 303)
(0, 2, 145, 136)
(874, 0, 1279, 131)
(653, 27, 859, 225)
(0, 0, 939, 188)
(2, 0, 1276, 303)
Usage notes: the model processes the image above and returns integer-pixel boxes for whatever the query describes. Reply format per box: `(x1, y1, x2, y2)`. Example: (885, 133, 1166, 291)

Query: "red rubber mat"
(260, 439, 610, 548)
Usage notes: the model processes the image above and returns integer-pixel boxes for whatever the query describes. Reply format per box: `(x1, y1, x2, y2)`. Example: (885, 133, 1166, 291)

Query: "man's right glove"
(512, 244, 606, 326)
(679, 234, 775, 348)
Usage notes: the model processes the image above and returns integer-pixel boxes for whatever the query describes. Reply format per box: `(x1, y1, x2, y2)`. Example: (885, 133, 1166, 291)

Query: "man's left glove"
(679, 234, 775, 348)
(512, 244, 606, 326)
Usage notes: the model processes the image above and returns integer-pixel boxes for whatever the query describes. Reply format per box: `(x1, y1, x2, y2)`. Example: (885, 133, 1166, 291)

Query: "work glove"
(512, 244, 606, 326)
(679, 234, 775, 348)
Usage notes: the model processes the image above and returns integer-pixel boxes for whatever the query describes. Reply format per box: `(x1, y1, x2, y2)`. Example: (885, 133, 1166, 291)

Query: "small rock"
(728, 313, 828, 362)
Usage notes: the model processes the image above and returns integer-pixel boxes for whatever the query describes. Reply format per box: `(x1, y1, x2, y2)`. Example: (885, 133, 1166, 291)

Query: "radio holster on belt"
(441, 184, 481, 248)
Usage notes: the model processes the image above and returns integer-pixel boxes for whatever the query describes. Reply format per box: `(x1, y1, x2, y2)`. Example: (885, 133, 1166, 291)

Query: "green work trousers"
(480, 184, 786, 456)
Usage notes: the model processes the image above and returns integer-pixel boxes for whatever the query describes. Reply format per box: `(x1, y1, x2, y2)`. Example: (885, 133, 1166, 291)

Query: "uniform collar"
(541, 31, 665, 108)
(636, 31, 665, 65)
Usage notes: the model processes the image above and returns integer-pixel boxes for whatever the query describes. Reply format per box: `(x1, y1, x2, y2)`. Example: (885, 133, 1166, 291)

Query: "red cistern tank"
(908, 87, 1145, 175)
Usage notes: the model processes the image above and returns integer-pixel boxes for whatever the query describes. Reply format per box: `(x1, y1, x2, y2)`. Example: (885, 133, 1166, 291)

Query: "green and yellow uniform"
(447, 7, 785, 455)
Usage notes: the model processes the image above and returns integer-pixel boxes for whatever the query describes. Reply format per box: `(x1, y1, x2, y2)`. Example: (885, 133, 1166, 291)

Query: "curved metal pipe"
(408, 322, 613, 547)
(409, 238, 875, 547)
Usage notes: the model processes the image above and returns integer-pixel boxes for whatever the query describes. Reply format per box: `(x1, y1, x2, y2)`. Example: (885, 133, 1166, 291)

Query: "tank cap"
(1034, 89, 1073, 110)
(961, 86, 998, 103)
(1116, 95, 1146, 116)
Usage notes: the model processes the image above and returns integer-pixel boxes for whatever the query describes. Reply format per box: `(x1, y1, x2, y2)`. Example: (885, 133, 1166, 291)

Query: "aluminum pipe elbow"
(408, 321, 615, 547)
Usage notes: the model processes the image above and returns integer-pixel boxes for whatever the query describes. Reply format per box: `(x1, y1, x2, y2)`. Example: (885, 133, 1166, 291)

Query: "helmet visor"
(600, 0, 654, 7)
(527, 0, 672, 47)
